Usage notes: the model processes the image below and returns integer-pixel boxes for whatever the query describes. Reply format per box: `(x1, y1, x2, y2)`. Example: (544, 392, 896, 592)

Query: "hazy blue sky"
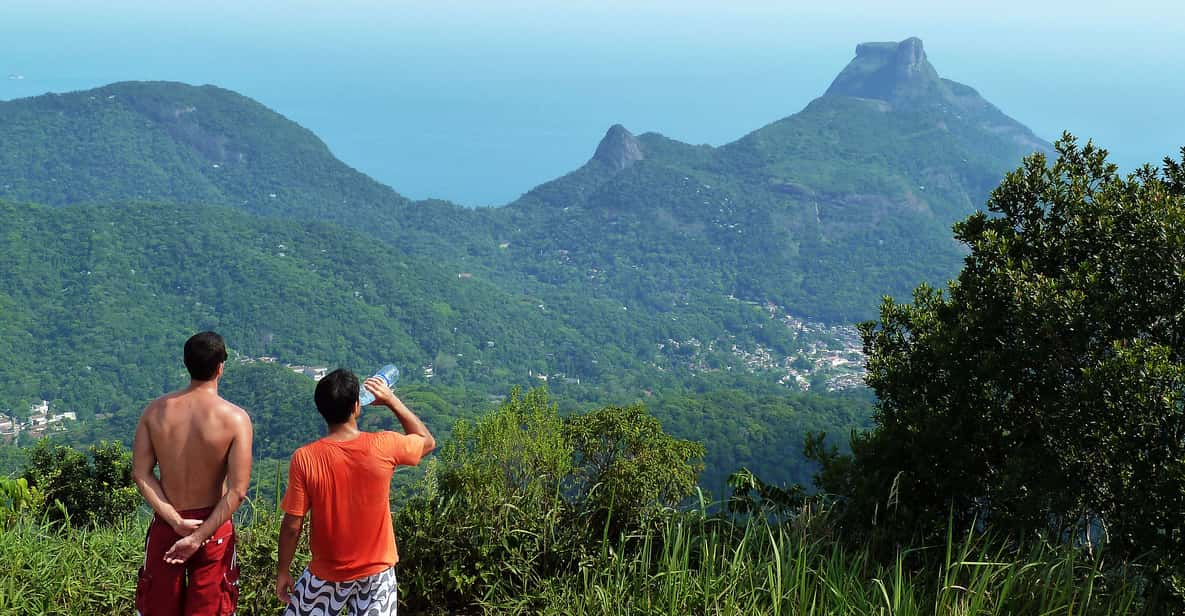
(2, 1, 1182, 205)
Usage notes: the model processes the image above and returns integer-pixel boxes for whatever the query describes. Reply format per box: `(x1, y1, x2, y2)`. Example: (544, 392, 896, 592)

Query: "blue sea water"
(1, 2, 1181, 207)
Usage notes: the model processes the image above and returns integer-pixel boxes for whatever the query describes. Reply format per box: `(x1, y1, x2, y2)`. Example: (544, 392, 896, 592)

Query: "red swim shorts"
(135, 507, 239, 616)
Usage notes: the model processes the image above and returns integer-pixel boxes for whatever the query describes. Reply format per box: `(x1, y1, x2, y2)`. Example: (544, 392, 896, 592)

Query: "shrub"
(21, 440, 138, 528)
(395, 388, 704, 613)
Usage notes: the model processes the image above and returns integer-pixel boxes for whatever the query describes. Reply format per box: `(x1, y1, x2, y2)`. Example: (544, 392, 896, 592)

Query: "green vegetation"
(486, 514, 1143, 615)
(0, 196, 871, 487)
(813, 137, 1185, 604)
(0, 387, 1162, 614)
(0, 82, 410, 221)
(0, 504, 1150, 615)
(0, 508, 297, 615)
(20, 440, 137, 527)
(394, 387, 704, 611)
(0, 39, 1053, 488)
(0, 39, 1178, 614)
(648, 386, 872, 492)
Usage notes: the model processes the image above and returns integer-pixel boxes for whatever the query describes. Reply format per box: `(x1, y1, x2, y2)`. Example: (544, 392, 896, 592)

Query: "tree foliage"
(21, 440, 138, 527)
(815, 135, 1185, 595)
(566, 403, 705, 533)
(395, 388, 704, 613)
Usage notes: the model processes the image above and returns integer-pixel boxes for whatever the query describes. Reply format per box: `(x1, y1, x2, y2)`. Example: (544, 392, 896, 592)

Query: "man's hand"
(276, 570, 295, 605)
(163, 534, 202, 564)
(363, 376, 402, 410)
(171, 518, 202, 537)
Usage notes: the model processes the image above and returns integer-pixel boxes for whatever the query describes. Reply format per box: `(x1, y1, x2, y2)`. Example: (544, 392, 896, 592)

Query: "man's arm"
(132, 409, 200, 535)
(164, 408, 253, 564)
(275, 513, 304, 605)
(364, 377, 436, 456)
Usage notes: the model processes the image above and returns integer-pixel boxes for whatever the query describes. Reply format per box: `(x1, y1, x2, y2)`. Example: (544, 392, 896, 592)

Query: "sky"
(2, 1, 1182, 206)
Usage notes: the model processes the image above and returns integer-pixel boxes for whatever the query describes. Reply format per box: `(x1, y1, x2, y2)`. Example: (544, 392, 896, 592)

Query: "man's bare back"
(132, 332, 252, 564)
(133, 331, 253, 614)
(135, 384, 250, 511)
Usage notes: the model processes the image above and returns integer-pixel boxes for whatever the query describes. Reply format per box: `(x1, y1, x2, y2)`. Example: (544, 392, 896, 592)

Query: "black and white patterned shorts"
(283, 566, 397, 616)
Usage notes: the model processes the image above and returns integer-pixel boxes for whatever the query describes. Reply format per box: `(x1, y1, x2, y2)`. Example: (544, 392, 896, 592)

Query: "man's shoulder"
(291, 438, 328, 460)
(367, 430, 402, 447)
(372, 430, 423, 444)
(213, 397, 251, 426)
(141, 390, 180, 415)
(370, 429, 413, 440)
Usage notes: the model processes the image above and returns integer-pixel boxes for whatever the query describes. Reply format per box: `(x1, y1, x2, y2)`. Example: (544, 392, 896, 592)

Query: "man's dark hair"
(183, 331, 228, 381)
(315, 369, 360, 425)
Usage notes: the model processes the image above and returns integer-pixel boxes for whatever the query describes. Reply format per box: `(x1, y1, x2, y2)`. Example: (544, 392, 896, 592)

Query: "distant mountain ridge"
(0, 38, 1053, 485)
(503, 37, 1051, 320)
(0, 36, 1054, 328)
(0, 81, 410, 215)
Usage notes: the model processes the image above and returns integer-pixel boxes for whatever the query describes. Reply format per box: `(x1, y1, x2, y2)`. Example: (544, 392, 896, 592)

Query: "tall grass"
(0, 502, 1149, 615)
(0, 501, 297, 616)
(483, 509, 1144, 616)
(0, 516, 140, 614)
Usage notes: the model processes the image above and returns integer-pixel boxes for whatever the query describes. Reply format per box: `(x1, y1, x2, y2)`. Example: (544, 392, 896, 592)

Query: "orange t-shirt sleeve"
(380, 431, 427, 466)
(280, 451, 310, 517)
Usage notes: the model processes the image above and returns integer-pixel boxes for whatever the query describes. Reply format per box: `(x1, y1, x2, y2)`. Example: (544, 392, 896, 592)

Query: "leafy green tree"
(396, 387, 709, 613)
(814, 136, 1185, 598)
(396, 387, 573, 611)
(565, 403, 704, 533)
(434, 387, 573, 517)
(21, 440, 138, 527)
(725, 467, 804, 521)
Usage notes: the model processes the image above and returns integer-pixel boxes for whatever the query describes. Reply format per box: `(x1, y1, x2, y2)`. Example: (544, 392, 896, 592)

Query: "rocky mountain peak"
(592, 124, 645, 171)
(824, 37, 945, 107)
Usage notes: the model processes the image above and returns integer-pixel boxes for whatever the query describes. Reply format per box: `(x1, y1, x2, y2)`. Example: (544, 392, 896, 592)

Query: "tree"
(395, 387, 707, 612)
(814, 136, 1185, 593)
(566, 403, 704, 533)
(395, 387, 574, 611)
(433, 386, 572, 519)
(22, 440, 138, 527)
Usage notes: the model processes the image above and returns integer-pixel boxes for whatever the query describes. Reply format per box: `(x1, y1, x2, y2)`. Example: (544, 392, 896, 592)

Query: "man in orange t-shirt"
(276, 368, 436, 615)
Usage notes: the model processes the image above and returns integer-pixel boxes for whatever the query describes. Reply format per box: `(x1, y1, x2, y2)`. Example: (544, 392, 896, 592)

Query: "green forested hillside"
(0, 81, 408, 216)
(0, 37, 1050, 489)
(0, 80, 495, 263)
(0, 199, 867, 488)
(0, 39, 1049, 325)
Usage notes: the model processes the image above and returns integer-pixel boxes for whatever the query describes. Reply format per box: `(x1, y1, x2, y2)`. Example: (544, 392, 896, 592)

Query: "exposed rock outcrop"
(824, 37, 946, 107)
(592, 124, 645, 171)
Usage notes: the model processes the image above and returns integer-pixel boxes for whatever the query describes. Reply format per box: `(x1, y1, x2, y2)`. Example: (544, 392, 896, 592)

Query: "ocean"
(2, 2, 1181, 206)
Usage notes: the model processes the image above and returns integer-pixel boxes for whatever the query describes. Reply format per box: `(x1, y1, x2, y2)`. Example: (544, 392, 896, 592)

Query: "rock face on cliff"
(592, 124, 645, 171)
(818, 37, 1050, 154)
(824, 37, 945, 106)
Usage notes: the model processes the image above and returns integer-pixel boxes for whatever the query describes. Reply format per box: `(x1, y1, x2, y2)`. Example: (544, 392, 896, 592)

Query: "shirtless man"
(132, 331, 253, 616)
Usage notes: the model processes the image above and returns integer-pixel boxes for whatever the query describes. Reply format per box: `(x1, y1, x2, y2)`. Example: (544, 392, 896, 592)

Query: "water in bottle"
(359, 364, 400, 406)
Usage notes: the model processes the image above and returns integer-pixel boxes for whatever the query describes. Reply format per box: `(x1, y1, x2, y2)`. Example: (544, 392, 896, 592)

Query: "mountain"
(0, 81, 493, 260)
(0, 81, 407, 214)
(500, 37, 1051, 321)
(0, 40, 1049, 324)
(0, 38, 1050, 488)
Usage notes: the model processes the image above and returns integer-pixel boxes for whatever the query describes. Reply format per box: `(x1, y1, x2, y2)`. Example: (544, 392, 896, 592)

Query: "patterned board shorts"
(283, 566, 397, 616)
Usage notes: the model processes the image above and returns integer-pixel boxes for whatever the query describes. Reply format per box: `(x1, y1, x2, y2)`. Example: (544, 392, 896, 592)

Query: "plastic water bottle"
(359, 364, 400, 406)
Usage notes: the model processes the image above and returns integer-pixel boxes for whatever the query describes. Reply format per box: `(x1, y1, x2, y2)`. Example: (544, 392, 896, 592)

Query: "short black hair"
(315, 369, 359, 425)
(183, 331, 227, 381)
